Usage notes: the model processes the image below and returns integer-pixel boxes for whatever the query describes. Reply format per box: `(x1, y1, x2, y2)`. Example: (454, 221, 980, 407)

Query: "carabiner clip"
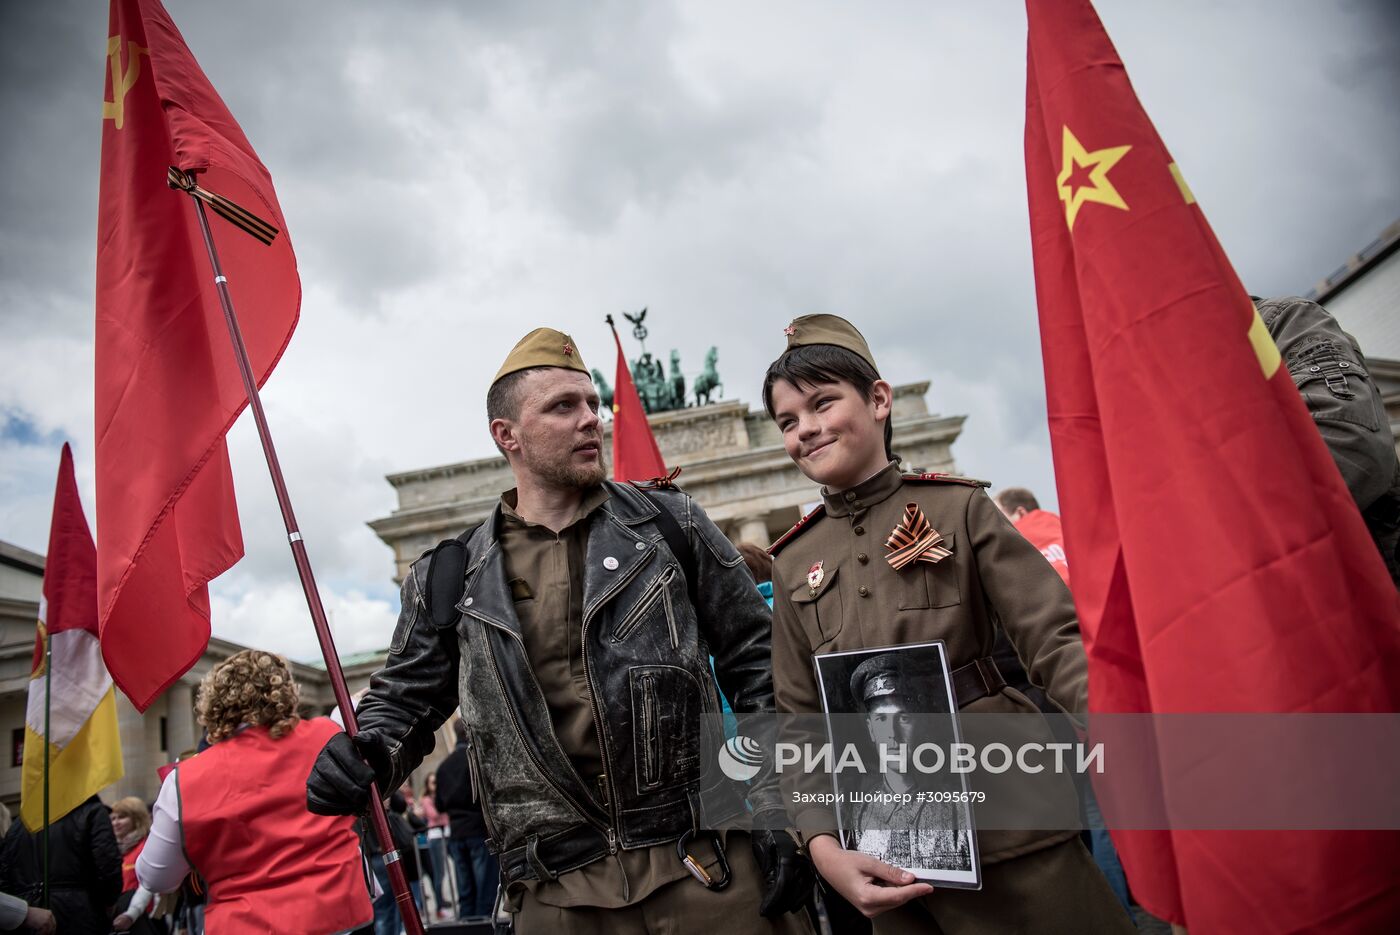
(676, 829, 731, 891)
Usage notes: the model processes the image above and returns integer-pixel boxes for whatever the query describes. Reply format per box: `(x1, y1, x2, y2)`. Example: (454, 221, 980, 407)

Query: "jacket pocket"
(791, 564, 843, 647)
(612, 565, 678, 643)
(629, 665, 703, 795)
(1289, 338, 1383, 430)
(466, 733, 502, 845)
(896, 533, 961, 610)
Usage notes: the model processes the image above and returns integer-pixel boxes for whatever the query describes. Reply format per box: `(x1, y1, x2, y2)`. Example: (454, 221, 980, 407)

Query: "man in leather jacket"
(1255, 296, 1400, 585)
(308, 328, 813, 933)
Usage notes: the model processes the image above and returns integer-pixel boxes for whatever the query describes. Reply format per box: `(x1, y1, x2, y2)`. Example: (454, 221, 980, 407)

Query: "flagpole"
(181, 189, 425, 935)
(41, 631, 51, 909)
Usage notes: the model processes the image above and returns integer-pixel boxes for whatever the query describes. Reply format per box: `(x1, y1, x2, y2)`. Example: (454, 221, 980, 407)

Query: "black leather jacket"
(353, 481, 780, 885)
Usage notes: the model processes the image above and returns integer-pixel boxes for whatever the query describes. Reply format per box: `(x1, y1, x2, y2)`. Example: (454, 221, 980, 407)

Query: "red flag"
(35, 445, 98, 652)
(96, 0, 299, 710)
(21, 444, 124, 829)
(1025, 1, 1400, 930)
(608, 327, 667, 482)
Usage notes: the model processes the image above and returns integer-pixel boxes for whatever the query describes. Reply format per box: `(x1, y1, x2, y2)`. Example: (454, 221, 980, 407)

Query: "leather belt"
(500, 658, 1003, 883)
(498, 825, 614, 885)
(950, 655, 1006, 709)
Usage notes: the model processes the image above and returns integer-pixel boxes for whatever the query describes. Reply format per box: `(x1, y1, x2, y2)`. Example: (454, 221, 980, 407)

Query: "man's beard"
(520, 437, 607, 490)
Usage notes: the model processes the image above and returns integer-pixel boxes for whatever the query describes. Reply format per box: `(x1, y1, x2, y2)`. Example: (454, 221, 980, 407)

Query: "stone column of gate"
(114, 692, 148, 800)
(165, 680, 197, 759)
(735, 515, 770, 547)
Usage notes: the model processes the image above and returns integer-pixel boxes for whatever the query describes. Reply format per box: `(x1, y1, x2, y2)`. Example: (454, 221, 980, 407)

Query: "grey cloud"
(3, 0, 1397, 660)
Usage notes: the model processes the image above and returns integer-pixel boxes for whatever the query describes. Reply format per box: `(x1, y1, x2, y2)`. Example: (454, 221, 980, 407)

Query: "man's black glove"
(750, 808, 816, 917)
(307, 731, 391, 816)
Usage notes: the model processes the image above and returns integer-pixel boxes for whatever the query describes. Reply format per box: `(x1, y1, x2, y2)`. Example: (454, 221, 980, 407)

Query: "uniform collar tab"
(822, 460, 903, 517)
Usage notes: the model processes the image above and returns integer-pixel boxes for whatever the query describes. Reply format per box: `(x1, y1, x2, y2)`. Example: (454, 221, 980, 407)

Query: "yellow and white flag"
(20, 445, 123, 830)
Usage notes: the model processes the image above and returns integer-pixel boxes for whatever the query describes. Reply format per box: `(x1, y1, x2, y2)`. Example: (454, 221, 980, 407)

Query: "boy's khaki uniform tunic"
(770, 460, 1134, 934)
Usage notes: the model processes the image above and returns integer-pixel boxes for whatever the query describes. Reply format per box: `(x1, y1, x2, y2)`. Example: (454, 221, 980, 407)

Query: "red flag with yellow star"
(1025, 0, 1400, 931)
(608, 325, 668, 482)
(96, 0, 299, 710)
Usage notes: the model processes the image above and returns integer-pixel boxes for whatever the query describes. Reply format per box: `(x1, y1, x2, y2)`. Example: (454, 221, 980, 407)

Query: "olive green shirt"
(499, 486, 609, 784)
(498, 486, 701, 909)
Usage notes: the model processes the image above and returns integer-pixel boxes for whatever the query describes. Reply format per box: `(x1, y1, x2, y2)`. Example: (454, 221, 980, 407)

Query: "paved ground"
(1132, 905, 1174, 934)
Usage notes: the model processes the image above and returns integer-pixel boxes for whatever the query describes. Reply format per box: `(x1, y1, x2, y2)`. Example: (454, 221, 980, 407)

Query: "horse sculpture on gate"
(590, 368, 614, 412)
(694, 346, 723, 406)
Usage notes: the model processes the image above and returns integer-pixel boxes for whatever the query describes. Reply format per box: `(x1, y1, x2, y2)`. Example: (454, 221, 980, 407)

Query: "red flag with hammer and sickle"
(96, 0, 299, 709)
(608, 325, 668, 483)
(1025, 1, 1400, 931)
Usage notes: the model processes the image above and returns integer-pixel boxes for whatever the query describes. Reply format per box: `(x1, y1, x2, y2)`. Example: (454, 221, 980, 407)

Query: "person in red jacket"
(994, 488, 1070, 585)
(109, 797, 161, 933)
(135, 650, 373, 935)
(110, 798, 151, 896)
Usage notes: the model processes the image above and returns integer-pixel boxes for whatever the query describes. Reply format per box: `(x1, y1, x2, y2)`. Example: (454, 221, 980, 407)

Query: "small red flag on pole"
(607, 317, 669, 482)
(1024, 0, 1400, 931)
(95, 0, 299, 711)
(21, 444, 124, 833)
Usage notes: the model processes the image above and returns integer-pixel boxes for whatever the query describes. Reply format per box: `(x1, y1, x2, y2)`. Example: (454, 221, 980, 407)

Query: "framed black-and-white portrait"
(813, 641, 981, 889)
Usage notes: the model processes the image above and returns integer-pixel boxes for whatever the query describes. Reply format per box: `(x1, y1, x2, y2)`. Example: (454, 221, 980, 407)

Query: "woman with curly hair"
(134, 650, 373, 934)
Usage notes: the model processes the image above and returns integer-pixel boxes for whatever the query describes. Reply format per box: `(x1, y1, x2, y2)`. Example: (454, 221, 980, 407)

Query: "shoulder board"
(768, 504, 826, 556)
(903, 472, 991, 488)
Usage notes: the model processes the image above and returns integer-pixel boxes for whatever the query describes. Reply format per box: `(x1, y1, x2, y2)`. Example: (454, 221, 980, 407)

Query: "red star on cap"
(563, 343, 574, 356)
(783, 325, 795, 336)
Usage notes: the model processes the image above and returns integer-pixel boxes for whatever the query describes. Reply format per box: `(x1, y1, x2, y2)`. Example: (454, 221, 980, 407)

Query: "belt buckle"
(676, 829, 731, 891)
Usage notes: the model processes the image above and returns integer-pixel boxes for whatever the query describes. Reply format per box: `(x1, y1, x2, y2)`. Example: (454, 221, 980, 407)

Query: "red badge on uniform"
(807, 560, 824, 596)
(563, 343, 574, 356)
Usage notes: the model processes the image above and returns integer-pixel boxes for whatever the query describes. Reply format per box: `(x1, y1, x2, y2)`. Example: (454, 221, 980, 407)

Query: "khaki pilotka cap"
(783, 314, 878, 370)
(491, 327, 590, 385)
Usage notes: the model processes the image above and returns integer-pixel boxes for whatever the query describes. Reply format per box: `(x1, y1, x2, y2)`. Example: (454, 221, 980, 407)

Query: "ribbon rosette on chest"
(885, 502, 953, 570)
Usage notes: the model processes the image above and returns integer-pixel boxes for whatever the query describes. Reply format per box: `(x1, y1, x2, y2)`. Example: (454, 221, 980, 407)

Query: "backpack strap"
(641, 491, 699, 610)
(424, 523, 483, 629)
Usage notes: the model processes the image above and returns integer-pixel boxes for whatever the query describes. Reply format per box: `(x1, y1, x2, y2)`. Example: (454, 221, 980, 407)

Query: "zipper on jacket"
(472, 613, 612, 841)
(640, 673, 658, 787)
(660, 581, 679, 650)
(580, 542, 655, 850)
(611, 565, 677, 643)
(464, 735, 503, 845)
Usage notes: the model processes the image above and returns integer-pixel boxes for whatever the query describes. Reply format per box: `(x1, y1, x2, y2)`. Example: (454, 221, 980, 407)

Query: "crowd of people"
(1, 297, 1394, 935)
(0, 652, 507, 935)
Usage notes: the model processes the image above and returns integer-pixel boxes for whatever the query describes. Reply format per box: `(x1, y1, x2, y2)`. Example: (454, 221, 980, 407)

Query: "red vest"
(1013, 509, 1071, 585)
(177, 717, 372, 935)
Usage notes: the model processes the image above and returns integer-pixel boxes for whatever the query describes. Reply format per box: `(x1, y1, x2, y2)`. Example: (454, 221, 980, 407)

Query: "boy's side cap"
(783, 314, 877, 370)
(492, 327, 589, 385)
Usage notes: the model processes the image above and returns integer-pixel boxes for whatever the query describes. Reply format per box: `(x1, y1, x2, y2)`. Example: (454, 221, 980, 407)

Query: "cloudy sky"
(2, 1, 1397, 663)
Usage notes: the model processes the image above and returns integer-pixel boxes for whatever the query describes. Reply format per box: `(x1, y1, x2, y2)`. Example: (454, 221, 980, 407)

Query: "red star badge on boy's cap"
(563, 343, 574, 356)
(784, 325, 796, 336)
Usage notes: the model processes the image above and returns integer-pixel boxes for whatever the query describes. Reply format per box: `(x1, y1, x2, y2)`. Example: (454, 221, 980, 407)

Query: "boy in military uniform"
(762, 314, 1133, 933)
